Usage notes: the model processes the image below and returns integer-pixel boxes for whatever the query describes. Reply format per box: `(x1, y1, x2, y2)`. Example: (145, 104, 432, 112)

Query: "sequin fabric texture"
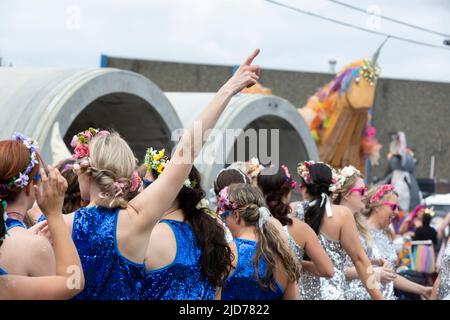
(283, 225, 304, 263)
(71, 206, 146, 300)
(222, 238, 284, 300)
(344, 234, 375, 300)
(367, 227, 397, 300)
(141, 219, 215, 300)
(300, 233, 347, 300)
(438, 243, 450, 300)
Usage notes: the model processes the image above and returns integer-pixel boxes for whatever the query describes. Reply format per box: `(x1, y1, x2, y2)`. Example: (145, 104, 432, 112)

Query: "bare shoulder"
(331, 204, 353, 219)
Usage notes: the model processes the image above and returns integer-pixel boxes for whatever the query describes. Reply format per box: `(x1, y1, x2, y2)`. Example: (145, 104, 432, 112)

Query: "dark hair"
(55, 158, 83, 214)
(302, 163, 333, 235)
(0, 204, 6, 247)
(214, 168, 250, 195)
(422, 213, 432, 227)
(257, 166, 293, 226)
(178, 166, 233, 287)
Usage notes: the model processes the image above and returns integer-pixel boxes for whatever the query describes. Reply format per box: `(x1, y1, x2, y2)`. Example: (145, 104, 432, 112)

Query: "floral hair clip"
(1, 133, 40, 189)
(370, 184, 395, 203)
(144, 147, 197, 189)
(70, 128, 111, 160)
(281, 165, 297, 190)
(218, 186, 238, 212)
(297, 160, 316, 185)
(329, 165, 361, 192)
(130, 171, 141, 192)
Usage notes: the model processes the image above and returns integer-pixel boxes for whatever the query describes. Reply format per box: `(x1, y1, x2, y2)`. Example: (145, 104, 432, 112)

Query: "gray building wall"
(106, 56, 450, 181)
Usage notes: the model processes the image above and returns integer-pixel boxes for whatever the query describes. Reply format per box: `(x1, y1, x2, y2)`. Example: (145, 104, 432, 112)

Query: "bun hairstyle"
(0, 135, 43, 228)
(227, 183, 301, 291)
(177, 166, 233, 287)
(257, 165, 294, 226)
(213, 168, 250, 196)
(298, 162, 333, 235)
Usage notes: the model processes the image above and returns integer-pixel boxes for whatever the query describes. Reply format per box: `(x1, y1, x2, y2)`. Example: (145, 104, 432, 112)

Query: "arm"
(393, 275, 432, 299)
(128, 49, 261, 232)
(430, 273, 441, 300)
(27, 236, 56, 277)
(398, 216, 414, 235)
(0, 167, 85, 300)
(340, 210, 384, 300)
(438, 212, 450, 240)
(282, 281, 300, 300)
(300, 222, 334, 278)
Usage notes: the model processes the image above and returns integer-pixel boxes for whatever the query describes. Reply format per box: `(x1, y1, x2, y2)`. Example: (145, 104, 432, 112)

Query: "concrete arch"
(166, 93, 319, 193)
(0, 68, 183, 163)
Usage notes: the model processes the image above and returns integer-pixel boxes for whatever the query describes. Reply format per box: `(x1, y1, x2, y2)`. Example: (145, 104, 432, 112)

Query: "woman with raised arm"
(62, 49, 261, 300)
(257, 165, 334, 282)
(296, 161, 384, 300)
(0, 166, 85, 300)
(219, 183, 301, 300)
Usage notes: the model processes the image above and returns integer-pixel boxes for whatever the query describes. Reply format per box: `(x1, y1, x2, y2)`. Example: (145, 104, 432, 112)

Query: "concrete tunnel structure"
(0, 68, 318, 193)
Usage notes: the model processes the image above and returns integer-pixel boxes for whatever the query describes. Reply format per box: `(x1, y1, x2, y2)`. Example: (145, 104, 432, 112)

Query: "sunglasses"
(383, 202, 399, 211)
(220, 210, 233, 222)
(349, 187, 367, 197)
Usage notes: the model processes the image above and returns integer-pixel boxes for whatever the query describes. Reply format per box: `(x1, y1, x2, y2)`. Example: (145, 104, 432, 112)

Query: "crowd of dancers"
(0, 49, 449, 300)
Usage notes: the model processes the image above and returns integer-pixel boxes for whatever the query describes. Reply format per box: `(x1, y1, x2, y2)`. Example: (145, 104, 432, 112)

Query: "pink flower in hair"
(70, 135, 78, 148)
(218, 186, 238, 211)
(130, 171, 141, 192)
(370, 184, 395, 203)
(73, 144, 89, 159)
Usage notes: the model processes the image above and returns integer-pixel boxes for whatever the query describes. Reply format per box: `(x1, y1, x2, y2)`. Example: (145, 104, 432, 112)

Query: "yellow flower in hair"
(157, 163, 165, 174)
(154, 149, 165, 161)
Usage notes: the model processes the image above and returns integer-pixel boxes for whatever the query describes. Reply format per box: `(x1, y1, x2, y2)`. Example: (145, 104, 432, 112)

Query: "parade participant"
(141, 151, 232, 300)
(297, 161, 384, 300)
(63, 49, 261, 300)
(0, 134, 56, 277)
(332, 166, 397, 299)
(0, 166, 85, 299)
(257, 165, 334, 279)
(398, 204, 426, 236)
(431, 237, 450, 300)
(219, 183, 301, 300)
(363, 184, 432, 299)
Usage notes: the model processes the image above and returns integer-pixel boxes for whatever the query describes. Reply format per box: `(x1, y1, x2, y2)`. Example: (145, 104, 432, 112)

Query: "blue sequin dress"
(5, 218, 26, 231)
(0, 267, 7, 275)
(222, 238, 284, 300)
(71, 206, 145, 300)
(142, 219, 215, 300)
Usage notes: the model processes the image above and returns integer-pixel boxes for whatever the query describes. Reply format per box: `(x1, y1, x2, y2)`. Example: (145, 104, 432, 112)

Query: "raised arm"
(340, 210, 384, 300)
(129, 49, 261, 231)
(0, 167, 84, 300)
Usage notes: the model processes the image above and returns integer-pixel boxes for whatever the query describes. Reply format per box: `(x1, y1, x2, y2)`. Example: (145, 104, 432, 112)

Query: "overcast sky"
(1, 0, 449, 82)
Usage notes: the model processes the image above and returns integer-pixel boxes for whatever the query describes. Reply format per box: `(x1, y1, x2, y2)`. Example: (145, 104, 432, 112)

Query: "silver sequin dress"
(366, 227, 397, 300)
(344, 234, 375, 300)
(296, 201, 347, 300)
(438, 244, 450, 300)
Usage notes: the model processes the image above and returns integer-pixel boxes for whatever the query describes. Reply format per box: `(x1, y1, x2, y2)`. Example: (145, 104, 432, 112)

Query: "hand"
(27, 220, 48, 236)
(375, 266, 397, 284)
(220, 49, 261, 96)
(34, 166, 68, 218)
(421, 286, 433, 300)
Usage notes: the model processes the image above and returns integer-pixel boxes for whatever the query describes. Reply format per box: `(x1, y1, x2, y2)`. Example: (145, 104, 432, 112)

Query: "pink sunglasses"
(383, 202, 399, 211)
(349, 187, 367, 197)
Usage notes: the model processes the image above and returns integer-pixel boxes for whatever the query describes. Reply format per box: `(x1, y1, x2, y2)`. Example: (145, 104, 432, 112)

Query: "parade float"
(298, 41, 388, 174)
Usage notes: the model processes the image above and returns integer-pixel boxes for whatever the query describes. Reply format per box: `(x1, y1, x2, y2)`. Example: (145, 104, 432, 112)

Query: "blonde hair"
(332, 171, 371, 244)
(228, 183, 301, 291)
(86, 132, 138, 208)
(362, 186, 397, 240)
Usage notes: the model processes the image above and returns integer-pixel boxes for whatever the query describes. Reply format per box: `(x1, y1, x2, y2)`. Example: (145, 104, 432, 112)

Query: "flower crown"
(0, 132, 40, 189)
(370, 184, 395, 203)
(247, 157, 263, 178)
(70, 128, 111, 160)
(281, 165, 297, 190)
(217, 186, 238, 211)
(297, 160, 315, 185)
(144, 147, 196, 189)
(329, 165, 361, 192)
